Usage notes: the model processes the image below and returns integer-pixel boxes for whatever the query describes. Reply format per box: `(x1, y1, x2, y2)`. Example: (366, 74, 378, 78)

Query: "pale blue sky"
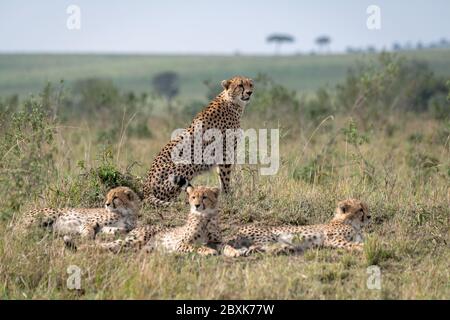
(0, 0, 449, 54)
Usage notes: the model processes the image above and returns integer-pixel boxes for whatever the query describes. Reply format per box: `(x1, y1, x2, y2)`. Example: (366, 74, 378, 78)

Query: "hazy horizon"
(1, 0, 449, 54)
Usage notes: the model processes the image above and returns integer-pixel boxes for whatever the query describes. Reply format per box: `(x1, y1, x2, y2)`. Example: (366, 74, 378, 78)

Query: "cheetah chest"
(149, 223, 209, 253)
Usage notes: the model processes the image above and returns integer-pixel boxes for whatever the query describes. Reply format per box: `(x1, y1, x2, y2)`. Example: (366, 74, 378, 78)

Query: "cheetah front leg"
(222, 243, 294, 257)
(216, 164, 232, 194)
(205, 216, 223, 249)
(64, 222, 100, 249)
(99, 226, 128, 236)
(196, 246, 219, 256)
(256, 243, 298, 255)
(98, 236, 135, 253)
(106, 226, 165, 253)
(222, 244, 248, 257)
(177, 243, 218, 256)
(79, 222, 99, 239)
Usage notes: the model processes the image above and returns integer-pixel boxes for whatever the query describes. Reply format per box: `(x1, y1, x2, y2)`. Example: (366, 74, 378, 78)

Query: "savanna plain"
(0, 51, 449, 299)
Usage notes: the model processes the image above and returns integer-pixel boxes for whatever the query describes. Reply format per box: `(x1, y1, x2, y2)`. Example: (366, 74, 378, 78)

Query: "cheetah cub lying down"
(21, 187, 140, 241)
(222, 199, 370, 257)
(82, 184, 221, 256)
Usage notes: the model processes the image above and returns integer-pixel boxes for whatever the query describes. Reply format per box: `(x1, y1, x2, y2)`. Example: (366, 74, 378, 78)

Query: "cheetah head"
(186, 185, 220, 217)
(332, 199, 370, 229)
(104, 186, 140, 216)
(221, 76, 254, 106)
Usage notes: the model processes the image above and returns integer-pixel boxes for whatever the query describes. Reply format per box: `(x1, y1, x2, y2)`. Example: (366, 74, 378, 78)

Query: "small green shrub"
(251, 74, 300, 120)
(128, 117, 153, 139)
(0, 89, 57, 220)
(67, 78, 121, 117)
(336, 53, 448, 123)
(408, 133, 424, 144)
(428, 93, 450, 120)
(341, 119, 370, 146)
(364, 235, 393, 266)
(435, 120, 450, 145)
(292, 157, 332, 184)
(302, 88, 335, 123)
(407, 151, 440, 178)
(337, 52, 401, 113)
(51, 145, 143, 208)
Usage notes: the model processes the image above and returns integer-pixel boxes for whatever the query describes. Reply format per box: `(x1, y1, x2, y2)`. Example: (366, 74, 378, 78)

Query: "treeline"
(1, 53, 448, 127)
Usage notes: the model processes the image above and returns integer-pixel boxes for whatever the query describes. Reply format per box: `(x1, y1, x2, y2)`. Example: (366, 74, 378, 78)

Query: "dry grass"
(1, 112, 449, 300)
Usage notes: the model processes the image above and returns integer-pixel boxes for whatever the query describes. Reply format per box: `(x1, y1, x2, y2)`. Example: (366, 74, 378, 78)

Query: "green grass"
(1, 49, 450, 99)
(1, 114, 449, 299)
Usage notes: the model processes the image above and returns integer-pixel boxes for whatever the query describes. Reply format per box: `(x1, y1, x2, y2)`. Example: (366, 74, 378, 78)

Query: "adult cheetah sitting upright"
(222, 199, 371, 257)
(143, 76, 253, 206)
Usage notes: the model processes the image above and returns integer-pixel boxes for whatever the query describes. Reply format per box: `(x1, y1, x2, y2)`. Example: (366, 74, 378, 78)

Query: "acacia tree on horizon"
(266, 33, 295, 55)
(315, 35, 331, 53)
(152, 71, 180, 113)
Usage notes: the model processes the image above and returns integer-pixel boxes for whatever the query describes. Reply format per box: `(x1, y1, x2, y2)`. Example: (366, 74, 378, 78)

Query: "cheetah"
(21, 186, 140, 241)
(143, 76, 254, 206)
(86, 184, 221, 256)
(221, 199, 371, 257)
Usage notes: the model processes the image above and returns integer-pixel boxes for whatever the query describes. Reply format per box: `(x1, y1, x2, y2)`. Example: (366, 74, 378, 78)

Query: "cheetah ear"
(337, 201, 350, 214)
(361, 202, 369, 214)
(221, 79, 231, 90)
(186, 186, 194, 195)
(211, 187, 220, 197)
(125, 189, 135, 201)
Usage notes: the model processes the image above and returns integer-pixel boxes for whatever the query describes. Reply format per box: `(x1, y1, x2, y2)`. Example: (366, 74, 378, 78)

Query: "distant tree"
(416, 42, 424, 50)
(439, 38, 449, 48)
(152, 71, 179, 102)
(404, 42, 413, 51)
(315, 35, 331, 53)
(266, 33, 295, 55)
(72, 78, 120, 114)
(346, 47, 355, 54)
(366, 46, 377, 54)
(346, 47, 364, 54)
(392, 42, 402, 51)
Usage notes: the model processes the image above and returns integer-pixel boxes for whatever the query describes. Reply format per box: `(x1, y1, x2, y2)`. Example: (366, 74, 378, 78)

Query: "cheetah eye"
(340, 206, 347, 213)
(202, 196, 207, 200)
